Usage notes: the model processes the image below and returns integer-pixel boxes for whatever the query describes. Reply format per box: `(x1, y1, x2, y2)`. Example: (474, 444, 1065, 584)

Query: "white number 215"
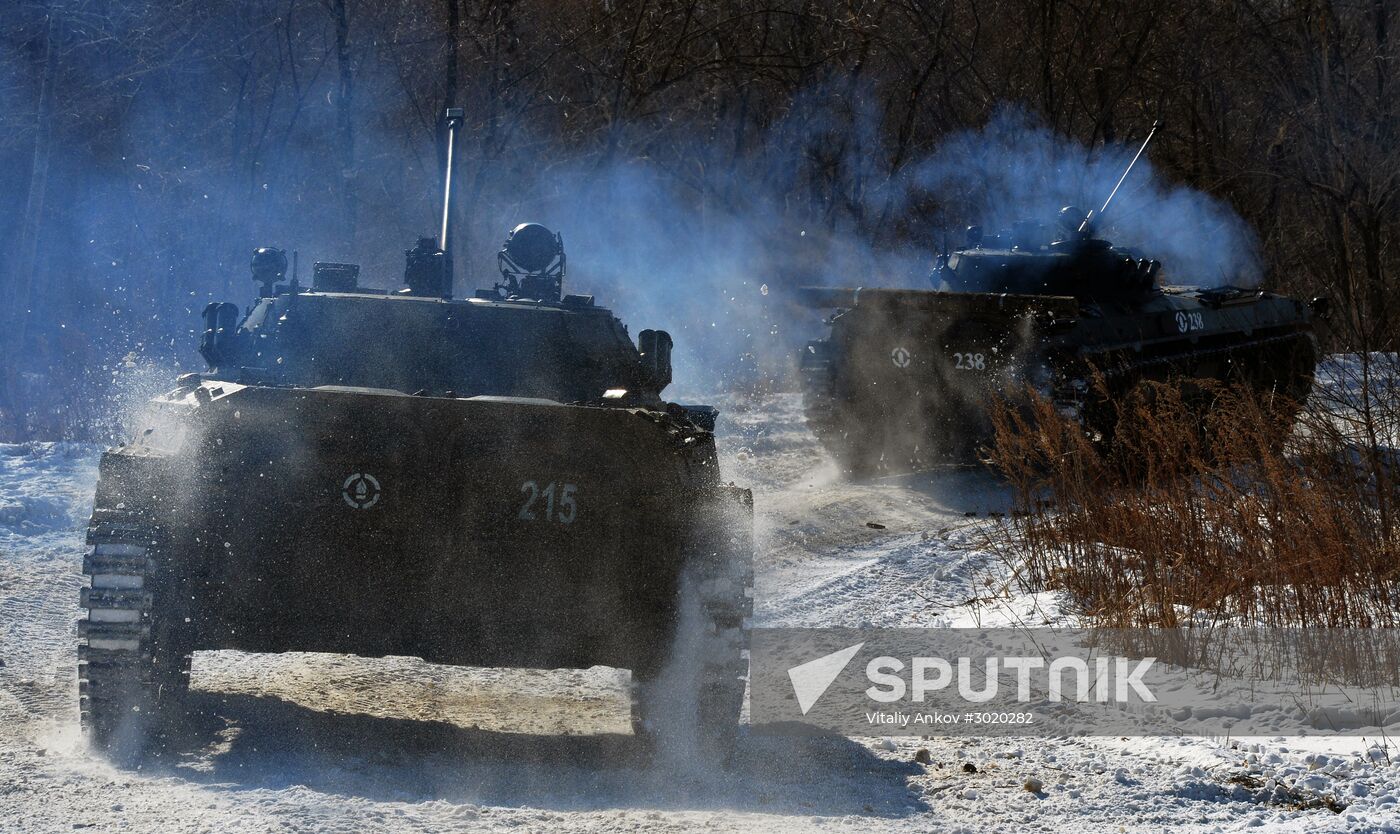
(518, 481, 578, 524)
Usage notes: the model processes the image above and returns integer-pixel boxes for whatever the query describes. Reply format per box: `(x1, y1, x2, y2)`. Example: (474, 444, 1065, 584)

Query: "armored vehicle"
(799, 123, 1321, 473)
(78, 110, 752, 758)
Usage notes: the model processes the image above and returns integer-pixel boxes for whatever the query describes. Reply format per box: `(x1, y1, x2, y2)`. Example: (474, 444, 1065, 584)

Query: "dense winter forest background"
(0, 0, 1396, 440)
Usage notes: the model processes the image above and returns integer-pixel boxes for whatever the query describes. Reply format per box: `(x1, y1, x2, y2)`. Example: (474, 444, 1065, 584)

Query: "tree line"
(0, 0, 1394, 439)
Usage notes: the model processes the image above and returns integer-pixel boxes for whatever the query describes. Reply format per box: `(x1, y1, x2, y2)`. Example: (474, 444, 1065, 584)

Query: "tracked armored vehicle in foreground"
(78, 110, 752, 758)
(800, 122, 1321, 474)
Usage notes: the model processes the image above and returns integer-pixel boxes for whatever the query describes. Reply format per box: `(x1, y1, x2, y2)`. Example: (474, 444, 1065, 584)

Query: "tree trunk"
(332, 0, 357, 246)
(2, 7, 58, 436)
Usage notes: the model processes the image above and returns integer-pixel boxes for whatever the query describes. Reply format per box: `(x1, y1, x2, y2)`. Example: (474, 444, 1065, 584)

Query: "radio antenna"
(1079, 120, 1164, 234)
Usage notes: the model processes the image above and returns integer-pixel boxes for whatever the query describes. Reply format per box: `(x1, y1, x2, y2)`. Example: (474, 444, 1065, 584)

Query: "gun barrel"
(1079, 119, 1164, 234)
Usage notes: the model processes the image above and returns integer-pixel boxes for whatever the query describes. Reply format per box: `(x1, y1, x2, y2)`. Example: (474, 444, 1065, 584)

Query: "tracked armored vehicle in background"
(799, 122, 1321, 474)
(78, 110, 752, 758)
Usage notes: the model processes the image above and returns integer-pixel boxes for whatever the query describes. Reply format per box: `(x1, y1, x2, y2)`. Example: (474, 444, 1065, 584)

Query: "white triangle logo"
(787, 642, 864, 715)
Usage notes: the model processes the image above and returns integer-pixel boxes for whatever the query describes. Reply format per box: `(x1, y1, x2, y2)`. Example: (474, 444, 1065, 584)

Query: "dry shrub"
(987, 357, 1400, 630)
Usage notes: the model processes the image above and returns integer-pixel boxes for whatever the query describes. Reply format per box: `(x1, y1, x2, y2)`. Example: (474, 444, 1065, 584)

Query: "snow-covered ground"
(2, 395, 1399, 832)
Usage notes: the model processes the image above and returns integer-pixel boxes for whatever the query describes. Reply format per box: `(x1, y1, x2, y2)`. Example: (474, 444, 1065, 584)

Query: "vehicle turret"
(191, 109, 675, 410)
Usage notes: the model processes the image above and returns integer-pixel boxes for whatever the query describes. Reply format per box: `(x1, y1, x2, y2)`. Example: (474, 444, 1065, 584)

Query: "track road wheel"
(633, 490, 753, 763)
(78, 508, 190, 757)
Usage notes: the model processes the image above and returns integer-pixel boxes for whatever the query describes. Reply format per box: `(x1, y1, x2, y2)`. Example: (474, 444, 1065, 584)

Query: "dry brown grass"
(985, 358, 1400, 630)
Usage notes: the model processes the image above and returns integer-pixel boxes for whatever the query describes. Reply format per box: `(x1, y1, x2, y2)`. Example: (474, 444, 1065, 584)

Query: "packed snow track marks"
(4, 418, 1400, 832)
